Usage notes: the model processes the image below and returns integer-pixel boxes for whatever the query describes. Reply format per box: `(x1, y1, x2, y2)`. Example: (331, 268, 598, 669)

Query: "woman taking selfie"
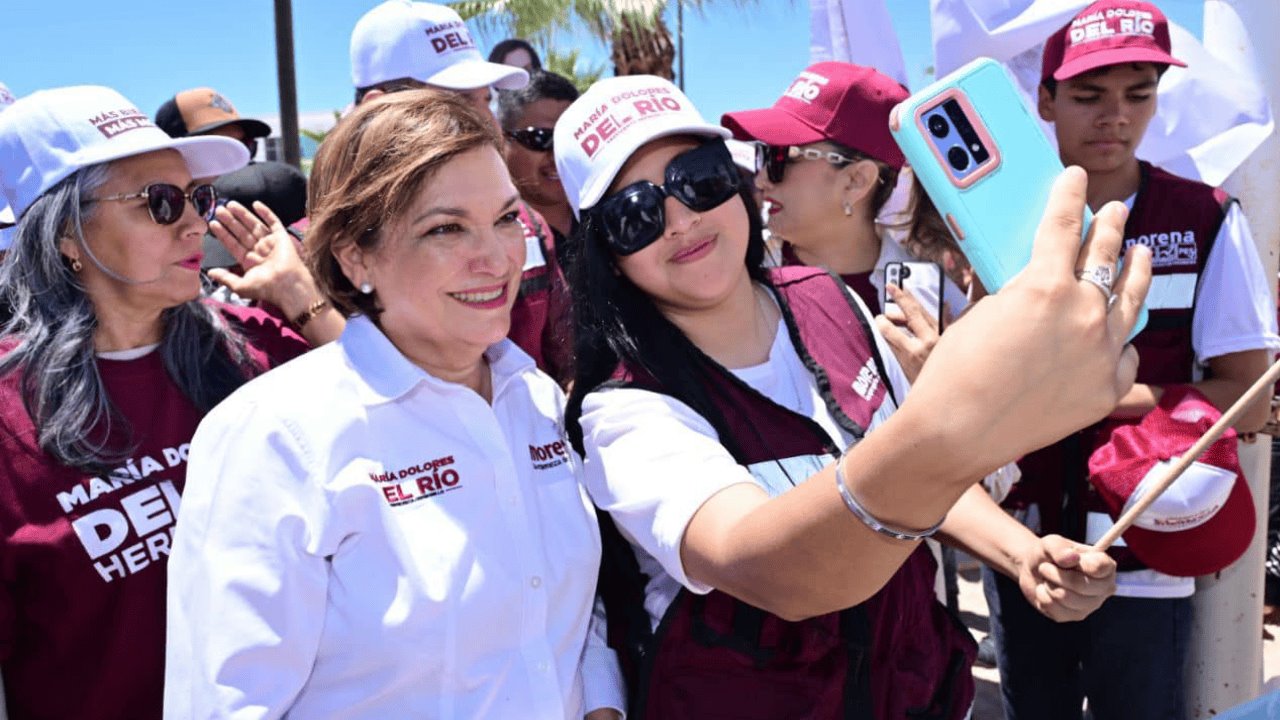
(555, 75, 1147, 719)
(0, 86, 330, 720)
(164, 89, 623, 720)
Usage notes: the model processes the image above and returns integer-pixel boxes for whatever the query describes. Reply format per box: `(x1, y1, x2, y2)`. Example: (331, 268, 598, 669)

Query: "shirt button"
(530, 576, 542, 589)
(536, 661, 549, 673)
(508, 495, 518, 506)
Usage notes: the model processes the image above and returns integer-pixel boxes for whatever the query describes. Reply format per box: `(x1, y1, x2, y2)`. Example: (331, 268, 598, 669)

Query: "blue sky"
(1, 0, 1204, 132)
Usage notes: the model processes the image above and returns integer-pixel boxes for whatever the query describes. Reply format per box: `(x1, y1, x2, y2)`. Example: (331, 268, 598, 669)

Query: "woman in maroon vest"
(553, 75, 1150, 718)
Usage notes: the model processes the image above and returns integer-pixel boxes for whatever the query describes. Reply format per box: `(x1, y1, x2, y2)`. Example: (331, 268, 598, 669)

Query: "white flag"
(1140, 4, 1273, 185)
(810, 0, 908, 86)
(929, 0, 1273, 185)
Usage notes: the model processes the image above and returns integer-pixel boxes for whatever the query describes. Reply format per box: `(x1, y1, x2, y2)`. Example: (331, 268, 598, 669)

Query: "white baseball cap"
(0, 82, 19, 250)
(350, 0, 528, 92)
(0, 85, 249, 223)
(553, 75, 730, 218)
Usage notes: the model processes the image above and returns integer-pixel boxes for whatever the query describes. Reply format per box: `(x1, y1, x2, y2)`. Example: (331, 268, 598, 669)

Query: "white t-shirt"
(1086, 199, 1280, 599)
(579, 288, 912, 631)
(165, 316, 624, 719)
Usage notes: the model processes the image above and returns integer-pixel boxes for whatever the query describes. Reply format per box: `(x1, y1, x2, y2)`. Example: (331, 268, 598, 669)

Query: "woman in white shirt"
(164, 90, 623, 720)
(552, 75, 1149, 719)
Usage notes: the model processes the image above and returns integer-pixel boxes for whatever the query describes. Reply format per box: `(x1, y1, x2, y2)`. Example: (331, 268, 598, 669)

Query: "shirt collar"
(339, 315, 537, 404)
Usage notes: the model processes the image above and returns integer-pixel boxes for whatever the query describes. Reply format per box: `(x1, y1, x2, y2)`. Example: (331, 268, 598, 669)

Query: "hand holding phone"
(889, 57, 1147, 339)
(883, 261, 944, 331)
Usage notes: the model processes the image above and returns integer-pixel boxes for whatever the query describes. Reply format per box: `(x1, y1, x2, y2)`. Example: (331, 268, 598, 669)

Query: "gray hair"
(0, 163, 261, 475)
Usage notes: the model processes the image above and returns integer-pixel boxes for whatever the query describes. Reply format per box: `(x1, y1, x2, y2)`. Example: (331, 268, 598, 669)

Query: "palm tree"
(452, 0, 728, 81)
(544, 48, 608, 92)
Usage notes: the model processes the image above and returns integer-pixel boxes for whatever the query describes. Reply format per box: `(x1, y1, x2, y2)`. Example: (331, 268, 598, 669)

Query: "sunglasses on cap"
(91, 183, 220, 226)
(505, 127, 555, 152)
(755, 144, 857, 184)
(589, 140, 742, 256)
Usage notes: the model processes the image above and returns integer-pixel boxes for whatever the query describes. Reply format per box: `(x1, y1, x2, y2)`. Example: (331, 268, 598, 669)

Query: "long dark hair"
(565, 170, 769, 457)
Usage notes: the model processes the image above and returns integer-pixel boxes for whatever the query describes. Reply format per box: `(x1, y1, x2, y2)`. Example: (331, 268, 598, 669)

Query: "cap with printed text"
(350, 0, 528, 92)
(721, 61, 909, 170)
(553, 75, 730, 217)
(1042, 0, 1185, 84)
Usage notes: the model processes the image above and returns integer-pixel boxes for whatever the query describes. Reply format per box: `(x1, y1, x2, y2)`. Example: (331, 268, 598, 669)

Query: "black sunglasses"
(505, 127, 555, 152)
(589, 140, 742, 256)
(93, 183, 220, 226)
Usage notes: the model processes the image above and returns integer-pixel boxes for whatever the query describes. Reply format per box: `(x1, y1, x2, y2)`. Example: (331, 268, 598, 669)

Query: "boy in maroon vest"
(988, 2, 1280, 718)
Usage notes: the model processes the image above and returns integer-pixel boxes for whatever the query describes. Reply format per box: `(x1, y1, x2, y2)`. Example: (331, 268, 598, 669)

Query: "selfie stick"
(1093, 356, 1280, 552)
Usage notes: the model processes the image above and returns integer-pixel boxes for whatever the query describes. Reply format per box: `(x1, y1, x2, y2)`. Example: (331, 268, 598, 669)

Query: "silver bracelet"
(834, 461, 945, 542)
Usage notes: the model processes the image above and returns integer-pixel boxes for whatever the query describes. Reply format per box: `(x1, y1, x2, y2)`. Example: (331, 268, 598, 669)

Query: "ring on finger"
(1075, 264, 1115, 299)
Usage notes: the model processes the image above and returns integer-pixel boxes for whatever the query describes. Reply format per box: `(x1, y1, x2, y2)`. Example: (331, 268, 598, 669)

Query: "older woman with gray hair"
(0, 85, 338, 720)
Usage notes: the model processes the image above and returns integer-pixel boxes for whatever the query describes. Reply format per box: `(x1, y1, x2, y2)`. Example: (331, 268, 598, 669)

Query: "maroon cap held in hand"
(1087, 385, 1254, 577)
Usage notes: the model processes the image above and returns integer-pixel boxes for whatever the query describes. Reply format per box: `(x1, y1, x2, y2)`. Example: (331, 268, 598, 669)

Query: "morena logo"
(529, 440, 569, 470)
(783, 71, 830, 104)
(851, 357, 881, 402)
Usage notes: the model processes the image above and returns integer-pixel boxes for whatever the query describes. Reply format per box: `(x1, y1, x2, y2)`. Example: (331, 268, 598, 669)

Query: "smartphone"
(889, 57, 1147, 338)
(884, 261, 943, 330)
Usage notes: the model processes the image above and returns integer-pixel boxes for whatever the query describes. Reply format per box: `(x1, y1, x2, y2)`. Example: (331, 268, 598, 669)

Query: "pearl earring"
(842, 202, 853, 217)
(70, 257, 83, 272)
(359, 282, 373, 294)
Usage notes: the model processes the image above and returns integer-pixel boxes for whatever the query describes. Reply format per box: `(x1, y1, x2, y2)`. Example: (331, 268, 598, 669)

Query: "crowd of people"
(0, 0, 1274, 718)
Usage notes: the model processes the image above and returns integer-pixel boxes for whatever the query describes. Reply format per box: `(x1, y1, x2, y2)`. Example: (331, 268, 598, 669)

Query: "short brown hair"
(306, 88, 504, 319)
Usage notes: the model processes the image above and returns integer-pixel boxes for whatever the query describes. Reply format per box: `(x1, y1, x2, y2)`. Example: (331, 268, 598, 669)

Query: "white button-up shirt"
(165, 316, 622, 719)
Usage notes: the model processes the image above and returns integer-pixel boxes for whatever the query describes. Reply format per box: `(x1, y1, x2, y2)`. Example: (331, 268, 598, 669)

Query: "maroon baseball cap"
(721, 62, 909, 170)
(1042, 0, 1186, 84)
(1087, 385, 1254, 577)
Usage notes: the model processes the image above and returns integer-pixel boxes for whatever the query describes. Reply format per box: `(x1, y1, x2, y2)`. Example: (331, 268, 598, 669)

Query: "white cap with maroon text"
(350, 0, 528, 91)
(0, 85, 247, 222)
(553, 75, 730, 217)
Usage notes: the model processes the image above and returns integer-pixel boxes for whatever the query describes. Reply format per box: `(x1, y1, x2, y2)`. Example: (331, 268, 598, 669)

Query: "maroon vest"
(780, 241, 882, 313)
(508, 203, 573, 383)
(1008, 163, 1231, 555)
(599, 267, 976, 720)
(1125, 161, 1231, 385)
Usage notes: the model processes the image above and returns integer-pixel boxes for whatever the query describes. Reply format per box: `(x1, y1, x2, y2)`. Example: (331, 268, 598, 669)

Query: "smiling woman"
(554, 75, 1148, 719)
(163, 88, 625, 720)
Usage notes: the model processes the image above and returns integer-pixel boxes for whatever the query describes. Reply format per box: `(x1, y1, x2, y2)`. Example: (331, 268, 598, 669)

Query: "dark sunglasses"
(505, 127, 555, 152)
(92, 183, 220, 226)
(755, 143, 856, 183)
(590, 140, 742, 256)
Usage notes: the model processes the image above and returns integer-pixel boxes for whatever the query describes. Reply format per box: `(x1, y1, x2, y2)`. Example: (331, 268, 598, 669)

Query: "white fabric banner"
(809, 0, 908, 86)
(927, 0, 1273, 185)
(1150, 3, 1274, 186)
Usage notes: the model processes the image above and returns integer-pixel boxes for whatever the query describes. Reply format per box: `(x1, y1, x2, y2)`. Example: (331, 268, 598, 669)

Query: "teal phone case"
(889, 57, 1147, 337)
